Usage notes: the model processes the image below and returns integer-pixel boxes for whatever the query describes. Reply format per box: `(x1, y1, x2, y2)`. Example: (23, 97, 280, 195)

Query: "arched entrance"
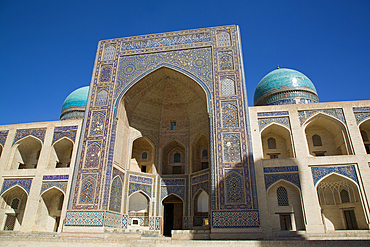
(162, 194, 183, 236)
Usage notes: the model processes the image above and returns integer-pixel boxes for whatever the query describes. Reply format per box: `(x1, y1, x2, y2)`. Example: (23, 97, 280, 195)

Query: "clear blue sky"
(1, 0, 369, 125)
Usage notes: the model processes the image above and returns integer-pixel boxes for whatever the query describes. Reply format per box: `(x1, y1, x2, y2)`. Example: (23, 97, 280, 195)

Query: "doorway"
(163, 195, 183, 236)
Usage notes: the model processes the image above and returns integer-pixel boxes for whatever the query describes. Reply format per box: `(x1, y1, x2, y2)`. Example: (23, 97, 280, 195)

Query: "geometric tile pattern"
(149, 217, 162, 230)
(89, 112, 105, 136)
(116, 48, 213, 99)
(263, 166, 298, 173)
(128, 182, 151, 197)
(192, 181, 209, 198)
(13, 128, 46, 144)
(84, 142, 101, 169)
(99, 65, 112, 82)
(64, 211, 104, 227)
(212, 210, 259, 228)
(217, 31, 231, 47)
(354, 112, 370, 125)
(257, 111, 289, 117)
(122, 214, 128, 229)
(160, 186, 185, 201)
(109, 176, 123, 213)
(104, 211, 121, 228)
(218, 51, 234, 70)
(223, 134, 241, 163)
(0, 130, 8, 146)
(79, 175, 97, 204)
(220, 78, 235, 96)
(103, 45, 115, 60)
(264, 173, 301, 190)
(225, 170, 245, 203)
(258, 117, 290, 131)
(298, 108, 345, 126)
(1, 179, 32, 195)
(95, 88, 109, 106)
(161, 178, 185, 186)
(52, 126, 78, 144)
(311, 165, 358, 185)
(221, 101, 239, 127)
(40, 181, 67, 194)
(129, 175, 153, 185)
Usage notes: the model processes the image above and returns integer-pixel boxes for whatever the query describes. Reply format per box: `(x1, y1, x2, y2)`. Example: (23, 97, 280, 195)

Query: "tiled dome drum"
(60, 86, 89, 120)
(254, 68, 319, 106)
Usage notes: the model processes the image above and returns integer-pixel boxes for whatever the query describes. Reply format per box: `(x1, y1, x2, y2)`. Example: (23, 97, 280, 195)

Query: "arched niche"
(316, 174, 367, 230)
(131, 137, 155, 173)
(0, 186, 28, 231)
(266, 180, 305, 231)
(261, 123, 294, 159)
(128, 192, 149, 227)
(162, 194, 183, 235)
(162, 139, 186, 175)
(193, 190, 209, 227)
(359, 119, 370, 154)
(48, 138, 74, 168)
(35, 188, 64, 232)
(192, 134, 209, 173)
(114, 67, 209, 175)
(304, 114, 352, 157)
(11, 136, 42, 169)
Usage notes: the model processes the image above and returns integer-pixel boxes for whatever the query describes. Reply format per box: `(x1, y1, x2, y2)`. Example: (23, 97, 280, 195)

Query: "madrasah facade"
(1, 25, 370, 240)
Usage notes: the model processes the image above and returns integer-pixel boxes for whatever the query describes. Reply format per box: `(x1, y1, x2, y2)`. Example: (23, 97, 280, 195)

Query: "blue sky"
(1, 0, 369, 124)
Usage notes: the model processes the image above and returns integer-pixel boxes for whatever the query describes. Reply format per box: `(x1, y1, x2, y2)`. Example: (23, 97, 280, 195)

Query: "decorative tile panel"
(223, 134, 241, 163)
(64, 211, 104, 226)
(218, 51, 234, 70)
(220, 78, 236, 96)
(103, 44, 116, 60)
(263, 166, 298, 173)
(129, 175, 153, 185)
(355, 112, 370, 125)
(41, 181, 67, 194)
(104, 211, 121, 228)
(217, 31, 231, 47)
(53, 126, 77, 144)
(122, 214, 128, 229)
(212, 210, 259, 228)
(112, 168, 125, 184)
(121, 32, 211, 51)
(13, 128, 46, 144)
(161, 178, 185, 186)
(257, 111, 289, 117)
(160, 186, 185, 201)
(95, 87, 109, 106)
(221, 101, 239, 127)
(264, 173, 301, 190)
(128, 182, 151, 197)
(43, 175, 69, 180)
(99, 65, 112, 82)
(192, 181, 209, 198)
(84, 142, 101, 168)
(109, 176, 123, 213)
(299, 109, 345, 126)
(225, 170, 245, 203)
(89, 111, 106, 136)
(115, 48, 213, 98)
(258, 117, 290, 131)
(192, 173, 209, 184)
(311, 165, 358, 185)
(79, 175, 97, 204)
(0, 130, 9, 146)
(1, 179, 32, 195)
(353, 107, 370, 112)
(149, 216, 161, 230)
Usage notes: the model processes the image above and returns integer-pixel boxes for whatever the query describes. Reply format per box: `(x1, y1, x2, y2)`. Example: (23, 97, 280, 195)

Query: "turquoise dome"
(254, 68, 319, 106)
(60, 86, 89, 120)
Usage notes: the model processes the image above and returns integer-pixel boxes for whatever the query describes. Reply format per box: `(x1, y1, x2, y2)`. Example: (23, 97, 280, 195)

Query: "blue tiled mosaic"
(355, 112, 370, 125)
(41, 181, 67, 194)
(311, 165, 358, 185)
(258, 117, 290, 131)
(129, 175, 153, 185)
(212, 210, 259, 228)
(353, 107, 370, 112)
(43, 175, 69, 180)
(264, 173, 301, 190)
(0, 130, 9, 146)
(160, 186, 185, 201)
(257, 111, 289, 117)
(298, 109, 345, 126)
(13, 128, 46, 144)
(192, 182, 209, 198)
(53, 126, 77, 144)
(104, 211, 121, 228)
(64, 211, 104, 227)
(192, 173, 209, 184)
(263, 166, 298, 173)
(128, 182, 151, 197)
(1, 179, 32, 195)
(161, 178, 186, 186)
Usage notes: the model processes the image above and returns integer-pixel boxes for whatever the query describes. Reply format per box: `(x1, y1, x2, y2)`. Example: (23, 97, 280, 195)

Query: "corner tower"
(64, 26, 258, 236)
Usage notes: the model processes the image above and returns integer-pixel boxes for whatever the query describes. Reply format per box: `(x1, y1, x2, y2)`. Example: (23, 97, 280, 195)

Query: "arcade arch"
(261, 124, 294, 159)
(0, 186, 28, 231)
(359, 119, 370, 154)
(11, 136, 42, 169)
(48, 138, 74, 168)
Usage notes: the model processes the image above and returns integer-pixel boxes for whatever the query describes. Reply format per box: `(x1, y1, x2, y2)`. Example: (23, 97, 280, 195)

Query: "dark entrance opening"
(163, 195, 183, 236)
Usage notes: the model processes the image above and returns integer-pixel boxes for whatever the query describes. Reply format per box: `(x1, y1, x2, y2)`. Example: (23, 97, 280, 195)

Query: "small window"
(361, 130, 369, 142)
(170, 121, 176, 130)
(173, 166, 181, 174)
(340, 189, 350, 203)
(142, 152, 147, 160)
(268, 138, 276, 149)
(277, 186, 289, 206)
(141, 165, 147, 173)
(312, 134, 322, 146)
(174, 153, 181, 163)
(11, 198, 20, 210)
(202, 149, 208, 157)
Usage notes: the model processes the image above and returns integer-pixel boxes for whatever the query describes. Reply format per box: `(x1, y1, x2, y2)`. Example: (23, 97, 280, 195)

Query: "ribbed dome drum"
(60, 86, 89, 120)
(254, 68, 319, 106)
